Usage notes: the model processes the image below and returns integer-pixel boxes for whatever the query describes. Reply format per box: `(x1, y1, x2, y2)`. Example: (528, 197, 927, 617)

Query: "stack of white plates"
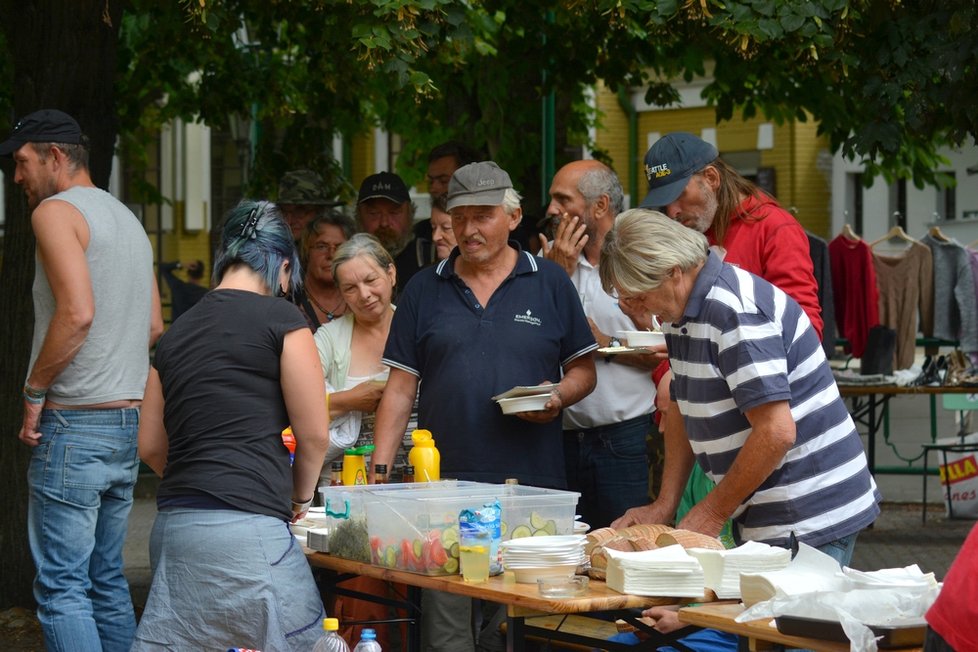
(500, 535, 586, 583)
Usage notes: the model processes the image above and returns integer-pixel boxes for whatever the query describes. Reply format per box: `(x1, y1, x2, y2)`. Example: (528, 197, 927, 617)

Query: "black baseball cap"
(0, 109, 83, 156)
(357, 171, 410, 205)
(639, 132, 719, 208)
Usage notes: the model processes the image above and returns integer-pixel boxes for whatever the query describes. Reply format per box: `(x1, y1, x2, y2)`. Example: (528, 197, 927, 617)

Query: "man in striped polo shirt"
(599, 209, 880, 563)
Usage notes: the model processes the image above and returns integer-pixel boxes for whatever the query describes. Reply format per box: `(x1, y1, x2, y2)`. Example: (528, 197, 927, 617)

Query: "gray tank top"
(29, 186, 154, 404)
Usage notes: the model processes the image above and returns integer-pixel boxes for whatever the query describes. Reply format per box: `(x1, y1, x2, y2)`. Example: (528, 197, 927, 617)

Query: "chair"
(921, 393, 978, 522)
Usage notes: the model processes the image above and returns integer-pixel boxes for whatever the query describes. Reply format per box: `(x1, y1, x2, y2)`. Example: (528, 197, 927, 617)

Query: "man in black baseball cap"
(355, 171, 422, 290)
(1, 109, 92, 210)
(0, 109, 84, 156)
(7, 105, 162, 651)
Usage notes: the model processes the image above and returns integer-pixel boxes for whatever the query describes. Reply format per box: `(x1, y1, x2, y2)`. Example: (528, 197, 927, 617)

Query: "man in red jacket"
(640, 131, 822, 335)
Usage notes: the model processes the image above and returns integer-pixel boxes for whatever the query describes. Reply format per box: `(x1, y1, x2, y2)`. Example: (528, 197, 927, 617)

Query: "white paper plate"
(503, 557, 585, 569)
(501, 535, 585, 550)
(617, 330, 666, 347)
(496, 394, 551, 414)
(503, 556, 584, 565)
(491, 384, 557, 401)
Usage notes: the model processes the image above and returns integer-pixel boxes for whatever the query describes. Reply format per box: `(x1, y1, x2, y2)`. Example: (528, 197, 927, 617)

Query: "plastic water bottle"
(312, 618, 351, 652)
(352, 628, 382, 652)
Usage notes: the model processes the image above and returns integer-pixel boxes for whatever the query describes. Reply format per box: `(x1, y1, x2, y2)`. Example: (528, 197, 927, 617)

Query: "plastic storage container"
(363, 482, 579, 575)
(317, 481, 485, 562)
(311, 618, 351, 652)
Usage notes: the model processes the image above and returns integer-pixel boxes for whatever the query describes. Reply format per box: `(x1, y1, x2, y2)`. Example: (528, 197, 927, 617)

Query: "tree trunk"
(0, 0, 123, 609)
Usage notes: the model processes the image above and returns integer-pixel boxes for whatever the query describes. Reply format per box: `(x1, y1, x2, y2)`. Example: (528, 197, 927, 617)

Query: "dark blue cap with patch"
(639, 132, 718, 208)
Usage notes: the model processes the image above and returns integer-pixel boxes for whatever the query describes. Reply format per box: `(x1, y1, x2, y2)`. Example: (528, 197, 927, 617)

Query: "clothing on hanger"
(808, 232, 836, 359)
(840, 224, 861, 242)
(829, 235, 879, 358)
(921, 233, 978, 354)
(872, 242, 934, 370)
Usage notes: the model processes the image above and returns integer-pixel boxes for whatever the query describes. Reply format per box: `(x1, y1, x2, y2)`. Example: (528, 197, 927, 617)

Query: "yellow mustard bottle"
(408, 429, 440, 482)
(341, 445, 374, 486)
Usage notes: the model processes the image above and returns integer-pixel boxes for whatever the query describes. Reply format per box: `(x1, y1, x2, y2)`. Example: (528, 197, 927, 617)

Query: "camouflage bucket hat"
(278, 169, 333, 205)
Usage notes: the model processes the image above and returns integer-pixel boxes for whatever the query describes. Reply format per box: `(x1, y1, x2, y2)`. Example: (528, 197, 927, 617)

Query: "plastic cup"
(459, 528, 491, 583)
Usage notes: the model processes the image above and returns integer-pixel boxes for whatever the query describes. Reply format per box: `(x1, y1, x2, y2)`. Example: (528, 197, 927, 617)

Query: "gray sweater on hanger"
(922, 233, 978, 353)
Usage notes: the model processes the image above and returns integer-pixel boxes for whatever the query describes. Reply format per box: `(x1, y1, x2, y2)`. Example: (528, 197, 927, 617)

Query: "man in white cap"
(371, 161, 597, 651)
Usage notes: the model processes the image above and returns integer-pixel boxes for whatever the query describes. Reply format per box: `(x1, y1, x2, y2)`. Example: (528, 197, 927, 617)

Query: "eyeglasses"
(610, 287, 648, 307)
(311, 242, 342, 254)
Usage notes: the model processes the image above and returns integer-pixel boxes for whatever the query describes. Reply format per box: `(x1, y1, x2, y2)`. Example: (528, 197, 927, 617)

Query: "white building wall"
(832, 137, 978, 244)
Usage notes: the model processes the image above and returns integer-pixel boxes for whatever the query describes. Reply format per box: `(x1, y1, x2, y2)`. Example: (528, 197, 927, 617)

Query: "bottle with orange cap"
(407, 429, 440, 482)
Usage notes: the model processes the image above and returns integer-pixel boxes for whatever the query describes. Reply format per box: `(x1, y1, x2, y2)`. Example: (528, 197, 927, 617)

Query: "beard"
(25, 176, 60, 211)
(373, 225, 408, 255)
(677, 181, 719, 234)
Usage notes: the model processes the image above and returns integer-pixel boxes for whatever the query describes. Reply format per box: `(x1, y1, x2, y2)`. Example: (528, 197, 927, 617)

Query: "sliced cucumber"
(510, 524, 533, 539)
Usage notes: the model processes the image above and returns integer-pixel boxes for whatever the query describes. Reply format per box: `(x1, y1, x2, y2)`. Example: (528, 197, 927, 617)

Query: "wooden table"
(307, 551, 702, 651)
(838, 384, 978, 476)
(678, 602, 923, 652)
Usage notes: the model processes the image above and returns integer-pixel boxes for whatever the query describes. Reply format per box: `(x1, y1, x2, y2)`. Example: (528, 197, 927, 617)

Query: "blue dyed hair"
(213, 200, 302, 295)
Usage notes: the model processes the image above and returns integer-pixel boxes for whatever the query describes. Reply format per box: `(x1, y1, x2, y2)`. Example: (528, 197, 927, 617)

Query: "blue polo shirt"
(666, 252, 880, 547)
(383, 242, 597, 487)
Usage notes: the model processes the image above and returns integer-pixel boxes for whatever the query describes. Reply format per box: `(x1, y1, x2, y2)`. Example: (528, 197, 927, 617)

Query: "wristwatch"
(605, 337, 621, 363)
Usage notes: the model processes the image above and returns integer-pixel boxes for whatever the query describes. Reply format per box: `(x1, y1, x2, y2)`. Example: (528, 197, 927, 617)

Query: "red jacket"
(926, 522, 978, 650)
(707, 194, 824, 339)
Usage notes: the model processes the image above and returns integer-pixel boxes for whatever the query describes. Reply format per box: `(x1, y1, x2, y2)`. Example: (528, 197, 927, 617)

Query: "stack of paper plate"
(501, 535, 586, 583)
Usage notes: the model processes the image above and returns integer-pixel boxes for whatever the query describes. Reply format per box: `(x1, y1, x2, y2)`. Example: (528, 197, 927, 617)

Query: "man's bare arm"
(370, 368, 419, 475)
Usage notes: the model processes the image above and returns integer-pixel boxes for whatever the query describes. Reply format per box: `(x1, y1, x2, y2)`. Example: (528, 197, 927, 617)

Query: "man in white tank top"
(3, 109, 162, 652)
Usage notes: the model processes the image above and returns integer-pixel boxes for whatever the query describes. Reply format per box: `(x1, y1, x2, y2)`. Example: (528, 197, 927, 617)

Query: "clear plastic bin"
(316, 481, 484, 562)
(363, 483, 579, 575)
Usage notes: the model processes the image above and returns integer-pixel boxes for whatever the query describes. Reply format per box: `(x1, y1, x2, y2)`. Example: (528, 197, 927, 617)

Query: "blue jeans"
(28, 408, 140, 652)
(814, 532, 859, 566)
(563, 414, 652, 529)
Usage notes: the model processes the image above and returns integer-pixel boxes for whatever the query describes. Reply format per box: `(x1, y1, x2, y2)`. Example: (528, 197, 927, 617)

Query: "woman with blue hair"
(133, 200, 330, 651)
